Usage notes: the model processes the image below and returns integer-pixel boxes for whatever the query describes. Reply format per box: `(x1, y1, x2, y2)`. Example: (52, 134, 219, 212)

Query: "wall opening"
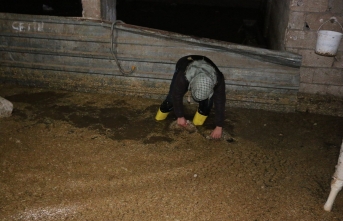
(116, 0, 269, 49)
(1, 0, 83, 17)
(1, 0, 277, 49)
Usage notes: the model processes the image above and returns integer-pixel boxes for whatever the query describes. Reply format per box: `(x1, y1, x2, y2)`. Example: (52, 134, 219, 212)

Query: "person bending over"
(155, 55, 226, 139)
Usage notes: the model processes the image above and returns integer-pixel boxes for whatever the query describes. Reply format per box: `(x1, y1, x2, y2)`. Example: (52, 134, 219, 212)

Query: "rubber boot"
(192, 111, 208, 125)
(155, 108, 169, 120)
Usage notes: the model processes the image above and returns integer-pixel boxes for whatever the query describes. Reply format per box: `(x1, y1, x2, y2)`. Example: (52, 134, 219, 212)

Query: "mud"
(0, 84, 343, 220)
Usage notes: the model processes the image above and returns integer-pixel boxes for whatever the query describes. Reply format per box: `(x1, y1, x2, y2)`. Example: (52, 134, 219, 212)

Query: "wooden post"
(324, 140, 343, 212)
(101, 0, 116, 22)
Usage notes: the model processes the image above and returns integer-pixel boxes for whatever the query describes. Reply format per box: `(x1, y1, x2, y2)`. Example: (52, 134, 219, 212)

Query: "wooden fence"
(0, 13, 302, 112)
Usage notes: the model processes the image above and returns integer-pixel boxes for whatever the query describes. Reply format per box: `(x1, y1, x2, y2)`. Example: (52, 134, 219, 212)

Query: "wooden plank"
(114, 23, 302, 68)
(0, 13, 302, 67)
(0, 15, 301, 69)
(1, 51, 298, 89)
(101, 0, 116, 22)
(0, 68, 296, 110)
(2, 41, 296, 73)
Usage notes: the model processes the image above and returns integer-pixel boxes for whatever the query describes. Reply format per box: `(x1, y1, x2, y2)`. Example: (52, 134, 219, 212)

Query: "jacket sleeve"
(213, 73, 226, 127)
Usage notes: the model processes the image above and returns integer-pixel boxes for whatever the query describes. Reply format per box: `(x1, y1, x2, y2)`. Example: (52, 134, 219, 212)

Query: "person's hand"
(177, 117, 187, 127)
(210, 126, 222, 139)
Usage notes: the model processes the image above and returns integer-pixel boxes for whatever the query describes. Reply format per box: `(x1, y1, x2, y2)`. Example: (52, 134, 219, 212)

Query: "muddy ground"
(0, 84, 343, 220)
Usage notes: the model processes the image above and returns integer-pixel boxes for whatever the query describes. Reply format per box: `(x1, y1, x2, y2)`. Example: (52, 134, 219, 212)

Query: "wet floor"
(4, 90, 184, 142)
(1, 85, 343, 220)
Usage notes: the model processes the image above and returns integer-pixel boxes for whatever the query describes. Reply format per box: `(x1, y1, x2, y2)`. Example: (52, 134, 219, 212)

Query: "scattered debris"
(0, 96, 13, 118)
(203, 129, 236, 142)
(169, 120, 197, 133)
(169, 120, 236, 142)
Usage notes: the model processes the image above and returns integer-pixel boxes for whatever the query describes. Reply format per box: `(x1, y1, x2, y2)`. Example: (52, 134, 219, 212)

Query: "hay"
(202, 129, 235, 142)
(169, 120, 197, 133)
(169, 120, 236, 142)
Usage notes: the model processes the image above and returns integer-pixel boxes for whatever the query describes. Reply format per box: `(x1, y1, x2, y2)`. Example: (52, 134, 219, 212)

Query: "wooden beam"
(101, 0, 116, 22)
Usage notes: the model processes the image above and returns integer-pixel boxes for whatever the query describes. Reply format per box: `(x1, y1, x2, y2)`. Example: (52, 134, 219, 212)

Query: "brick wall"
(285, 0, 343, 97)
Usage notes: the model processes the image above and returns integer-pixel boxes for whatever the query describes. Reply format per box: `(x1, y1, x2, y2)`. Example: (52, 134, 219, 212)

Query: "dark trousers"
(160, 70, 214, 116)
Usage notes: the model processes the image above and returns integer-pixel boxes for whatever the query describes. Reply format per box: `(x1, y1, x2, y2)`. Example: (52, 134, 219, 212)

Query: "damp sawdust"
(0, 85, 343, 221)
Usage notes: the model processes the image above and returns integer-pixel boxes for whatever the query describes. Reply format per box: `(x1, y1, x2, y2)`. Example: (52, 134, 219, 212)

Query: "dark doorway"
(0, 0, 83, 17)
(116, 1, 268, 48)
(0, 0, 268, 48)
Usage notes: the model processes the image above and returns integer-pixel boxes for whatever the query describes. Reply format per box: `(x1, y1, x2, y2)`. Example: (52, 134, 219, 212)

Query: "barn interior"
(1, 1, 343, 219)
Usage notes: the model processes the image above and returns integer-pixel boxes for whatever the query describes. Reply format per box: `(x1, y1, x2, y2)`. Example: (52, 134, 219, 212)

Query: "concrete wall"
(82, 0, 117, 22)
(285, 0, 343, 98)
(82, 0, 101, 19)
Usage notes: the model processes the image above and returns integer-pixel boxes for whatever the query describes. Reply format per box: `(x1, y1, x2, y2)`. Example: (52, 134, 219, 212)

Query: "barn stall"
(0, 12, 301, 112)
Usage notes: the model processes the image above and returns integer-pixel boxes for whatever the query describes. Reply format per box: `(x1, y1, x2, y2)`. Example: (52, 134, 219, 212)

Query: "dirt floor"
(0, 84, 343, 220)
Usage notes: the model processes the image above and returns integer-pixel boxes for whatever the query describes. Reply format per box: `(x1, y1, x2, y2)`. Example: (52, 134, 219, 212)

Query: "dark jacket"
(172, 55, 226, 127)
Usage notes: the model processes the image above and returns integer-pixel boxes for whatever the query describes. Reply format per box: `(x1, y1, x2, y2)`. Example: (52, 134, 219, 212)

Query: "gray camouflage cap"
(185, 60, 217, 101)
(190, 73, 215, 101)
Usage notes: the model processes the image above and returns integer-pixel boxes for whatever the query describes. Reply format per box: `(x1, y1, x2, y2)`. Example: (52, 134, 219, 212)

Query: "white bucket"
(315, 17, 343, 57)
(315, 30, 343, 56)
